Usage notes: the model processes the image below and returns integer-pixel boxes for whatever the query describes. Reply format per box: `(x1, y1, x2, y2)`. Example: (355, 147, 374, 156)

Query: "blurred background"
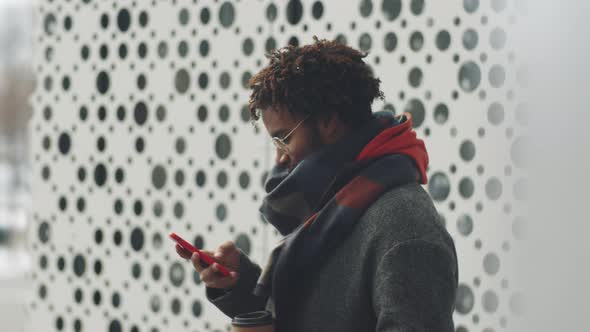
(1, 1, 587, 332)
(0, 0, 35, 331)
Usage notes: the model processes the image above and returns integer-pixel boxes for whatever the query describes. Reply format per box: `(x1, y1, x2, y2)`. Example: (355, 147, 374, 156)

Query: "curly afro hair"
(247, 36, 384, 128)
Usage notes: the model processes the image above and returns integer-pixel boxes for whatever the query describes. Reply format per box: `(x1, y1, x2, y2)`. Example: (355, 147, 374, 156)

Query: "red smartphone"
(169, 232, 231, 277)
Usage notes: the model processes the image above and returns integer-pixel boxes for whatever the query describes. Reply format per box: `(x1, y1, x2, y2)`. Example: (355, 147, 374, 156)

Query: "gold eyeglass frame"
(271, 113, 312, 155)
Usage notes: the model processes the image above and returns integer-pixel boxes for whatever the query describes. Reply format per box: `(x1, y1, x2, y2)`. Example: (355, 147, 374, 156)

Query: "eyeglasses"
(272, 113, 311, 155)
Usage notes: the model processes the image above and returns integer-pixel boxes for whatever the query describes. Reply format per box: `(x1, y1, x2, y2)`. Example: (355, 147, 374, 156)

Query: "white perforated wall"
(28, 1, 526, 332)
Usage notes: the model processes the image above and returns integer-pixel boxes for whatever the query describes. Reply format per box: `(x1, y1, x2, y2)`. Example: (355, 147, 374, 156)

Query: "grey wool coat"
(206, 182, 459, 332)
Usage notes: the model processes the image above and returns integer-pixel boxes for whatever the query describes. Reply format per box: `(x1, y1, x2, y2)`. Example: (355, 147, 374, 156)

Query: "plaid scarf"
(254, 111, 429, 322)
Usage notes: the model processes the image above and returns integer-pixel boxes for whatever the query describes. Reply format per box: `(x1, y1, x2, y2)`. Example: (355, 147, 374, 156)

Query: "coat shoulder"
(356, 182, 454, 253)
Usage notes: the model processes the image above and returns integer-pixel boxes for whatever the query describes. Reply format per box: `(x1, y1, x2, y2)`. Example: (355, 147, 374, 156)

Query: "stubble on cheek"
(289, 125, 323, 172)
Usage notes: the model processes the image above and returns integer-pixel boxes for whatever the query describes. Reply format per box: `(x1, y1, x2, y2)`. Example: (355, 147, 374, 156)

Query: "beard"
(288, 124, 324, 173)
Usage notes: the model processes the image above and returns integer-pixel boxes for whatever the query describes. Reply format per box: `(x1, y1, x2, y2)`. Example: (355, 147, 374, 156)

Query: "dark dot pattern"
(29, 1, 523, 332)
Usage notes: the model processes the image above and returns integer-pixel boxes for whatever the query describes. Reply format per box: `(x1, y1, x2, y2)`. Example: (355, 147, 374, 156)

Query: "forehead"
(261, 106, 299, 131)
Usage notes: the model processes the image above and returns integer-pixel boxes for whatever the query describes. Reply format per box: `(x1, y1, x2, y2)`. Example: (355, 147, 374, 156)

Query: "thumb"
(218, 241, 236, 253)
(199, 250, 215, 258)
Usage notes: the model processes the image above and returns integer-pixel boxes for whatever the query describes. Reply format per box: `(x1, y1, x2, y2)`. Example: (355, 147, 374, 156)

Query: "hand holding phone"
(170, 232, 232, 277)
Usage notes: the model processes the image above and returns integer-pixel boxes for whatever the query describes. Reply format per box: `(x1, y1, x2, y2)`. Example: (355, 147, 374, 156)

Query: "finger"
(200, 266, 216, 284)
(214, 242, 235, 258)
(210, 263, 234, 279)
(218, 241, 236, 252)
(201, 264, 231, 283)
(190, 252, 205, 273)
(176, 244, 191, 259)
(199, 249, 215, 258)
(206, 271, 239, 289)
(197, 250, 218, 264)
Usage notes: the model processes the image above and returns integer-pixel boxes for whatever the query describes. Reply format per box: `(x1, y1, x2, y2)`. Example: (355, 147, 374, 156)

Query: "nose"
(275, 148, 290, 167)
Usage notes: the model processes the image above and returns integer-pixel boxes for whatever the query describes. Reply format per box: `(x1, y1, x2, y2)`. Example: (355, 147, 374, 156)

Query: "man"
(176, 36, 458, 332)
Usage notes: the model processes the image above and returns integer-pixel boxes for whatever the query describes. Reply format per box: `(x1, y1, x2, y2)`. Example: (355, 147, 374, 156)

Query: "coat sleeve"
(372, 239, 458, 332)
(205, 249, 268, 318)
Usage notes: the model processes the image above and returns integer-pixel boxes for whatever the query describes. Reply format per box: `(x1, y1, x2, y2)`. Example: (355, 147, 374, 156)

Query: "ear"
(326, 112, 343, 134)
(314, 112, 344, 144)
